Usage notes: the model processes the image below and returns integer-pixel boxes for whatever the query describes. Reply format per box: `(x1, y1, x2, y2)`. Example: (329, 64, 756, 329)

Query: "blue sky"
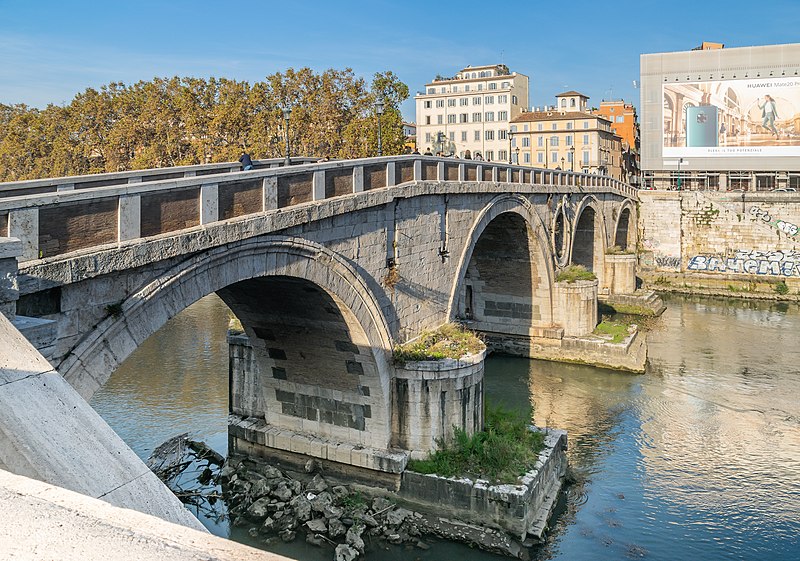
(1, 0, 799, 121)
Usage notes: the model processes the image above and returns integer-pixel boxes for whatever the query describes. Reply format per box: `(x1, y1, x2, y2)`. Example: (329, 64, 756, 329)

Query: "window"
(510, 125, 517, 133)
(452, 85, 458, 92)
(472, 112, 482, 122)
(583, 134, 589, 144)
(474, 130, 481, 141)
(425, 116, 431, 125)
(440, 87, 445, 93)
(498, 149, 507, 160)
(449, 132, 455, 141)
(460, 113, 468, 123)
(436, 100, 444, 108)
(524, 153, 530, 163)
(462, 131, 467, 141)
(485, 130, 494, 140)
(502, 81, 510, 88)
(561, 99, 566, 107)
(537, 123, 543, 131)
(512, 95, 518, 104)
(498, 95, 508, 103)
(489, 82, 498, 90)
(437, 115, 443, 124)
(425, 133, 432, 142)
(485, 150, 494, 161)
(567, 152, 573, 163)
(583, 121, 589, 129)
(552, 123, 557, 130)
(477, 84, 483, 91)
(616, 116, 624, 123)
(465, 85, 470, 91)
(485, 112, 495, 122)
(499, 130, 508, 140)
(566, 135, 573, 146)
(448, 114, 456, 124)
(427, 88, 435, 94)
(460, 98, 469, 106)
(522, 137, 530, 147)
(448, 99, 456, 107)
(485, 96, 494, 104)
(550, 136, 559, 146)
(538, 137, 543, 147)
(537, 153, 543, 163)
(424, 101, 432, 109)
(473, 96, 482, 105)
(552, 152, 558, 163)
(583, 151, 590, 164)
(566, 122, 573, 130)
(570, 98, 576, 108)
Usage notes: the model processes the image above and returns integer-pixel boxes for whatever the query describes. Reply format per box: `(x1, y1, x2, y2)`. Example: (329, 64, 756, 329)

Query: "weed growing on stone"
(393, 323, 484, 364)
(556, 264, 597, 283)
(593, 319, 633, 343)
(775, 280, 789, 295)
(408, 404, 545, 484)
(606, 245, 634, 255)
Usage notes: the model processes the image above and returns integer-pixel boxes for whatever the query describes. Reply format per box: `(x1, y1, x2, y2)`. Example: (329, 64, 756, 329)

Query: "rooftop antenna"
(606, 85, 614, 100)
(500, 50, 505, 65)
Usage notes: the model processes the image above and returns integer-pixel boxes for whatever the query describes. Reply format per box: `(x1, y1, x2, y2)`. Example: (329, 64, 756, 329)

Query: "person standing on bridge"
(239, 152, 254, 171)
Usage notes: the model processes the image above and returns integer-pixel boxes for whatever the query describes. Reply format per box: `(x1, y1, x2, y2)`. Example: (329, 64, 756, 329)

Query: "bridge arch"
(570, 196, 608, 285)
(448, 194, 556, 334)
(612, 201, 636, 251)
(60, 236, 394, 449)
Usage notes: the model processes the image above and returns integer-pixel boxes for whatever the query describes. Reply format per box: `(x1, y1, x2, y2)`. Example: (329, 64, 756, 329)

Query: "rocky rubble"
(221, 457, 430, 560)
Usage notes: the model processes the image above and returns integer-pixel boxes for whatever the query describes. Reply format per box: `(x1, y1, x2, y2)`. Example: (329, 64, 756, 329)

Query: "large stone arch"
(59, 236, 394, 448)
(571, 196, 608, 288)
(448, 194, 556, 332)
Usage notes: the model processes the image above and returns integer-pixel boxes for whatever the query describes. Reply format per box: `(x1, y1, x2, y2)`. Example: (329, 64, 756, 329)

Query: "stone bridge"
(0, 156, 638, 519)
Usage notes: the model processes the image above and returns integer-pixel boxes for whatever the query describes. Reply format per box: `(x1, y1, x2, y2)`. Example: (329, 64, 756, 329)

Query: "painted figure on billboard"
(663, 77, 800, 157)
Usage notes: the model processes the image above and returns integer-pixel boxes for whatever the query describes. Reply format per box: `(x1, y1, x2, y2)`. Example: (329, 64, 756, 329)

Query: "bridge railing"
(0, 156, 636, 263)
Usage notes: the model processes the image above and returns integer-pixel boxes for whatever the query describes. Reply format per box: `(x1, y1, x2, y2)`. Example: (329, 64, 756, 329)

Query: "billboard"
(663, 77, 800, 158)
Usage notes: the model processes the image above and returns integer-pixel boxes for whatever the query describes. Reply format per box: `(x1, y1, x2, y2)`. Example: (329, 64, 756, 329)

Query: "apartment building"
(596, 100, 640, 184)
(415, 64, 529, 161)
(510, 91, 625, 180)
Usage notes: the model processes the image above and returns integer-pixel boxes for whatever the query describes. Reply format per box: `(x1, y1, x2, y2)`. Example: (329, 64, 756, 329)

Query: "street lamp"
(282, 106, 292, 166)
(515, 147, 520, 165)
(374, 97, 385, 157)
(561, 157, 565, 170)
(507, 130, 513, 164)
(677, 157, 684, 190)
(570, 145, 575, 172)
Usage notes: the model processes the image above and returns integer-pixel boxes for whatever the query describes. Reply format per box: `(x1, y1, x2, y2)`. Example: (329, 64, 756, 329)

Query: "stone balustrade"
(0, 156, 637, 263)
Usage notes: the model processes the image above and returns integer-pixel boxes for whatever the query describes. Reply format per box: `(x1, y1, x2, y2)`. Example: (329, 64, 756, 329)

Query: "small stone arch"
(612, 201, 636, 250)
(448, 194, 556, 328)
(570, 196, 608, 286)
(59, 236, 394, 448)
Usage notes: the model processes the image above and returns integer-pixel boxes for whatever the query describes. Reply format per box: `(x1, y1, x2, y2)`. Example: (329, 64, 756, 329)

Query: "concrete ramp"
(0, 311, 205, 531)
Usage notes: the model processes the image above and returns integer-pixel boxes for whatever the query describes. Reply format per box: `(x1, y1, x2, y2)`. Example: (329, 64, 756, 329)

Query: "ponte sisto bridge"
(0, 155, 639, 528)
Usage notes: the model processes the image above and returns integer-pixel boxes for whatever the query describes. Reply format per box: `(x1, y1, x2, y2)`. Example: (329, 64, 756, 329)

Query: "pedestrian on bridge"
(239, 152, 254, 171)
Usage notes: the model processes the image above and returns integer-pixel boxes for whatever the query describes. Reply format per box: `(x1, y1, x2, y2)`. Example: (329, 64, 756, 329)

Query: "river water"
(91, 294, 800, 560)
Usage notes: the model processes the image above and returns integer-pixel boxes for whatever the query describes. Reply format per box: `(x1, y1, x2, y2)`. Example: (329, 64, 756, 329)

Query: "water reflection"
(91, 293, 800, 561)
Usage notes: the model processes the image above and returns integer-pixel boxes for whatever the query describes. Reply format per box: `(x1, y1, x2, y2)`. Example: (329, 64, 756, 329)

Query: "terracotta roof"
(556, 90, 588, 97)
(511, 111, 610, 123)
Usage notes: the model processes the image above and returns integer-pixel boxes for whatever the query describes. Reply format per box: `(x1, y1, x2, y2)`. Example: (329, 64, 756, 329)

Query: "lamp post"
(561, 157, 565, 170)
(374, 97, 385, 157)
(515, 147, 520, 166)
(282, 106, 292, 166)
(677, 157, 684, 190)
(570, 145, 575, 172)
(508, 130, 513, 164)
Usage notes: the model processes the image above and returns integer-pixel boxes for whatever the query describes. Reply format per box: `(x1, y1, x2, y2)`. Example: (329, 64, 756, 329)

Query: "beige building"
(510, 91, 624, 179)
(415, 64, 529, 161)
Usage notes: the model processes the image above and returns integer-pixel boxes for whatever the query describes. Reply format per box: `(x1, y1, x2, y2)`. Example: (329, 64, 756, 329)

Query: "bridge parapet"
(0, 156, 636, 263)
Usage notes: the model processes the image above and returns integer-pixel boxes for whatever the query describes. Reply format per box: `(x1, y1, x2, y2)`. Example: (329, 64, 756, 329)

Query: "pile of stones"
(221, 457, 430, 561)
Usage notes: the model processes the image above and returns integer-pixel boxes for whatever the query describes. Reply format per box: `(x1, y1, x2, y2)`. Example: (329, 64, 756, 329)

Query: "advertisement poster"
(663, 77, 800, 157)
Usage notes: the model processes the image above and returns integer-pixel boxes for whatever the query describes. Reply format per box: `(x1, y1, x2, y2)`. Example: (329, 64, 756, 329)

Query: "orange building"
(596, 100, 638, 150)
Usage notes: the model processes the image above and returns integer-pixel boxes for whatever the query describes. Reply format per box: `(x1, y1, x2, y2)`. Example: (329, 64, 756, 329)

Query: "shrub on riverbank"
(393, 323, 484, 363)
(408, 405, 545, 484)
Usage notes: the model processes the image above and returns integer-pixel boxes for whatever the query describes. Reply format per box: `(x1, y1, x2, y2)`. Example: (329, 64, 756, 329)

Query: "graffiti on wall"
(687, 250, 800, 277)
(749, 206, 799, 237)
(655, 256, 682, 269)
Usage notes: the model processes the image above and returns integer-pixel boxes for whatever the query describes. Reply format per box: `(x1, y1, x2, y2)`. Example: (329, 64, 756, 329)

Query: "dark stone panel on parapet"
(422, 162, 437, 181)
(512, 169, 521, 183)
(445, 164, 459, 181)
(465, 165, 477, 181)
(140, 187, 200, 237)
(363, 164, 386, 191)
(482, 167, 493, 182)
(219, 179, 261, 220)
(0, 212, 7, 237)
(325, 168, 353, 198)
(74, 177, 128, 190)
(523, 170, 531, 183)
(277, 174, 312, 208)
(395, 162, 414, 184)
(39, 198, 118, 258)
